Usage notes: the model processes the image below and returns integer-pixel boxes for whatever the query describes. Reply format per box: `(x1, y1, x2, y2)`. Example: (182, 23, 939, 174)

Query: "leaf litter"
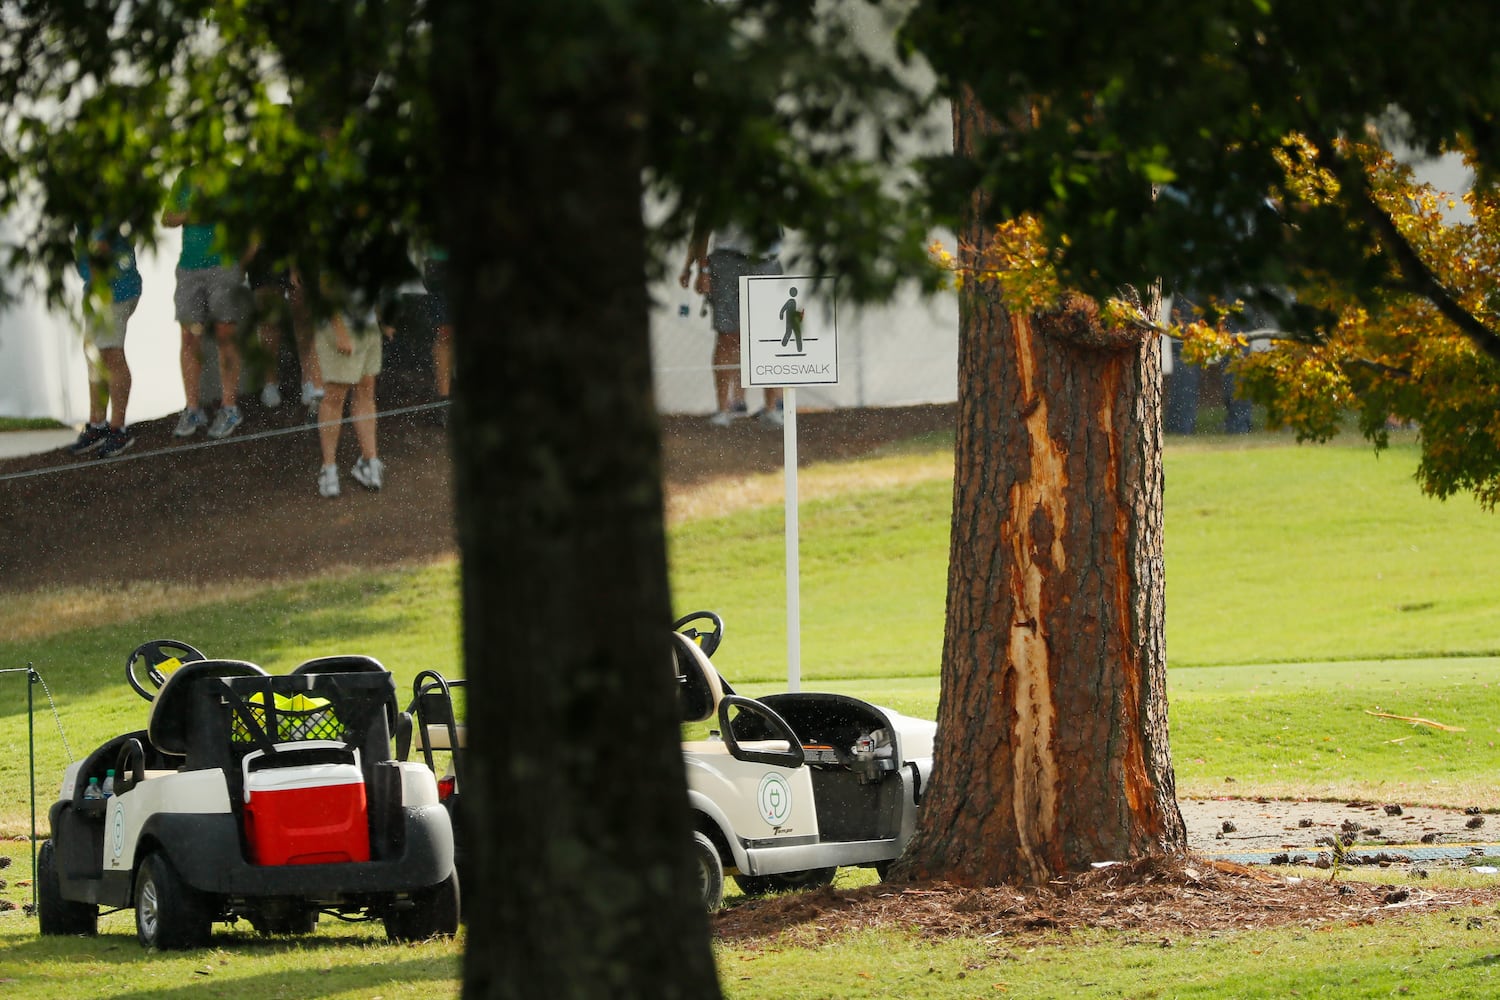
(712, 854, 1500, 944)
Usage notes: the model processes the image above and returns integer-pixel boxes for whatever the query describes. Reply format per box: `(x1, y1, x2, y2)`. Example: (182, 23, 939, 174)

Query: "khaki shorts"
(316, 323, 383, 384)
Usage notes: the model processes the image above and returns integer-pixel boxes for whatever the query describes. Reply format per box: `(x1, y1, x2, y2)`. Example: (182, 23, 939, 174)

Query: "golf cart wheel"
(692, 831, 724, 910)
(135, 852, 212, 950)
(37, 840, 97, 936)
(385, 874, 461, 942)
(732, 867, 837, 898)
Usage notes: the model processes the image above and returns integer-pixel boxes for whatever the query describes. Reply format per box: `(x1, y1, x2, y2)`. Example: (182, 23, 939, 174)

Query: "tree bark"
(899, 91, 1185, 886)
(431, 5, 722, 997)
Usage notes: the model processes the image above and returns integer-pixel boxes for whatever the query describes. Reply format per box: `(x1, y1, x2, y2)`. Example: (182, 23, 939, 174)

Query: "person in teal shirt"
(163, 174, 252, 440)
(70, 226, 142, 459)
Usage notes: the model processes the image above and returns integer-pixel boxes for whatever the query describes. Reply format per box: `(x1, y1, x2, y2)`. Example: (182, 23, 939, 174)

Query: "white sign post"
(741, 275, 838, 691)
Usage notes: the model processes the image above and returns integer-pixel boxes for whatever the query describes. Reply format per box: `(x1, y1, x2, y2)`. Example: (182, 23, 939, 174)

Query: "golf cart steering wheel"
(672, 611, 725, 659)
(126, 639, 207, 701)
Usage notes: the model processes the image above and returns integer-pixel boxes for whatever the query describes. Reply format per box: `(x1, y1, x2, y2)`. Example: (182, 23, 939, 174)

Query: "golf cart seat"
(676, 634, 826, 760)
(396, 670, 466, 789)
(291, 654, 387, 676)
(673, 633, 794, 756)
(417, 725, 466, 751)
(113, 735, 181, 794)
(673, 632, 724, 725)
(148, 659, 269, 758)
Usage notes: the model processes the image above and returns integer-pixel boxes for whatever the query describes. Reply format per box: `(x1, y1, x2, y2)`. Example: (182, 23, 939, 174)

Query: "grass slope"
(5, 427, 1500, 992)
(6, 431, 1500, 830)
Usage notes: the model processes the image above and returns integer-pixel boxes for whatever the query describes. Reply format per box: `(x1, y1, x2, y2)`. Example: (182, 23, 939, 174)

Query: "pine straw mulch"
(711, 854, 1500, 944)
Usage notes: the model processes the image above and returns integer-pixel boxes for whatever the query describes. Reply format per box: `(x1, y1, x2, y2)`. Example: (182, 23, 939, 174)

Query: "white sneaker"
(351, 456, 385, 491)
(708, 403, 749, 428)
(207, 405, 243, 439)
(318, 464, 340, 498)
(260, 382, 282, 408)
(757, 406, 785, 428)
(173, 407, 207, 438)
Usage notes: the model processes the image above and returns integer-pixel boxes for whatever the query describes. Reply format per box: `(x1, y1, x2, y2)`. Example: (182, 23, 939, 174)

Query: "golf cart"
(385, 610, 936, 912)
(673, 611, 936, 909)
(395, 669, 466, 890)
(38, 640, 459, 949)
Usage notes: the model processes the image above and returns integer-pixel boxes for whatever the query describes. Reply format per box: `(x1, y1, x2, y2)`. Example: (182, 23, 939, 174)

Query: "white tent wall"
(0, 226, 185, 425)
(649, 0, 959, 415)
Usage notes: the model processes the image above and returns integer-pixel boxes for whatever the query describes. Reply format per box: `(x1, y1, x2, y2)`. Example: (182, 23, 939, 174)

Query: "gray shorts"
(85, 298, 138, 351)
(707, 250, 782, 335)
(174, 266, 251, 326)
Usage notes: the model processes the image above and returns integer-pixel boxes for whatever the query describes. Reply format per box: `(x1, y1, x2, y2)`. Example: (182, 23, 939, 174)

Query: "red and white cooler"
(241, 744, 371, 866)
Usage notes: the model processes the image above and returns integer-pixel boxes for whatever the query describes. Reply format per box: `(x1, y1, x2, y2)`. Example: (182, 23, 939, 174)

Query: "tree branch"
(1361, 192, 1500, 364)
(1313, 135, 1500, 366)
(1342, 356, 1414, 380)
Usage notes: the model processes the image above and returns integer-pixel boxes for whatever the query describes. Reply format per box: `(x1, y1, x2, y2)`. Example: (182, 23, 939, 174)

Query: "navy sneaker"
(96, 427, 135, 458)
(69, 423, 110, 455)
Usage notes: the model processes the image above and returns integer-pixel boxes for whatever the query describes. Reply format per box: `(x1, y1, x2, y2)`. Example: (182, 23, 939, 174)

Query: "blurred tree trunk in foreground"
(431, 5, 723, 997)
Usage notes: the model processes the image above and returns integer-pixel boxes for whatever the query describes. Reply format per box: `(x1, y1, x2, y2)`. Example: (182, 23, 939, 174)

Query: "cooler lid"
(245, 762, 364, 797)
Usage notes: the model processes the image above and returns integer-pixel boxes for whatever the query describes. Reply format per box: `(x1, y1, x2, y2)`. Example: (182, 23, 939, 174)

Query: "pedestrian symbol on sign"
(779, 286, 805, 352)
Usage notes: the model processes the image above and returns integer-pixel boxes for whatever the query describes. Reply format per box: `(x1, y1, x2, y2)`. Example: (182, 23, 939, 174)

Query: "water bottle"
(83, 776, 103, 800)
(103, 769, 116, 798)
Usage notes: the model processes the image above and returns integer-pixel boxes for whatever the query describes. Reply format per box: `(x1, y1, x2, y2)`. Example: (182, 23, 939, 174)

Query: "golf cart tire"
(37, 840, 97, 936)
(692, 831, 725, 910)
(385, 874, 460, 942)
(135, 852, 212, 950)
(732, 866, 837, 898)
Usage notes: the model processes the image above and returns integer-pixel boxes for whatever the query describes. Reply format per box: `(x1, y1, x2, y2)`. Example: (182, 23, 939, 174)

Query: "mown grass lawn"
(5, 426, 1500, 995)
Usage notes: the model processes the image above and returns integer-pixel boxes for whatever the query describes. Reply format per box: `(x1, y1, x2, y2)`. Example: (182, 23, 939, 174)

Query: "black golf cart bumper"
(139, 806, 454, 900)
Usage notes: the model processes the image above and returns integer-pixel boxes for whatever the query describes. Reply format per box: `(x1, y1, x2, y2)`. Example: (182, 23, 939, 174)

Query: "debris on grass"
(711, 855, 1500, 943)
(1364, 710, 1465, 731)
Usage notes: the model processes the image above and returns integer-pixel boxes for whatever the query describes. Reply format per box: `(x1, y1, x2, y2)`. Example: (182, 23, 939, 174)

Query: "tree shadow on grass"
(0, 921, 460, 1000)
(0, 565, 450, 718)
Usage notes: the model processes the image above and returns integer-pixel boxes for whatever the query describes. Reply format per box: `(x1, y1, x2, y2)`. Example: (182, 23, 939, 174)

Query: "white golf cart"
(387, 611, 937, 911)
(38, 640, 459, 949)
(673, 612, 936, 908)
(395, 669, 466, 891)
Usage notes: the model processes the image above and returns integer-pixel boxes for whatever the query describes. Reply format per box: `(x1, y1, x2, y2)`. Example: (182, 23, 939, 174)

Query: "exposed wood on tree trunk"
(897, 89, 1185, 887)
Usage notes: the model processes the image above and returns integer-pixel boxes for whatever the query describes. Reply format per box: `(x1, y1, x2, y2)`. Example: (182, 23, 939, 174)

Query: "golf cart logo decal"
(757, 773, 792, 826)
(111, 804, 125, 859)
